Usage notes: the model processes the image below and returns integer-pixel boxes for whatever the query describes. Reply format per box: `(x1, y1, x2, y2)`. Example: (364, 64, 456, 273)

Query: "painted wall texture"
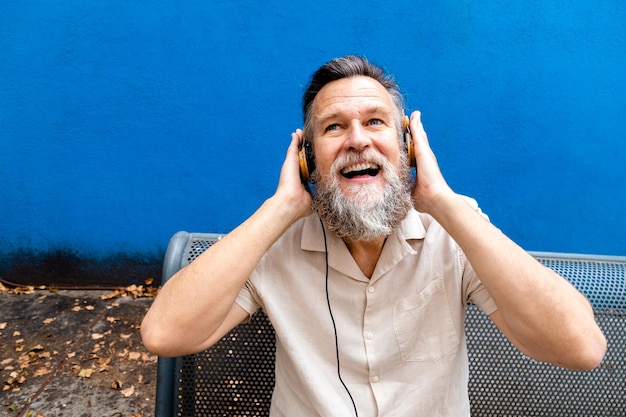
(1, 1, 625, 284)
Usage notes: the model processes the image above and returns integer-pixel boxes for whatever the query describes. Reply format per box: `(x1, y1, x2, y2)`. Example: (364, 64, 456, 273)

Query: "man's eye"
(325, 124, 339, 132)
(368, 119, 383, 126)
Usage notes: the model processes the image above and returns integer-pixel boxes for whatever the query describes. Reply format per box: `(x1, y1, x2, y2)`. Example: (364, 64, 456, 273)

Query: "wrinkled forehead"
(312, 76, 395, 120)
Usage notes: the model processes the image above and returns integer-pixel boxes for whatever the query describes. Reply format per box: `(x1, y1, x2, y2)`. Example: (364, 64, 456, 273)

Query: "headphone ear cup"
(406, 132, 416, 168)
(299, 140, 316, 183)
(402, 116, 416, 168)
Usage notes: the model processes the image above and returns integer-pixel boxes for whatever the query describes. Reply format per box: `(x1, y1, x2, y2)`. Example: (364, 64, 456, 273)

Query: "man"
(142, 55, 606, 416)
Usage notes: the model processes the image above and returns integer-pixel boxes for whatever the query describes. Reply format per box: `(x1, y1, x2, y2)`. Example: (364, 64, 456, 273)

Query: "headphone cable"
(320, 219, 359, 417)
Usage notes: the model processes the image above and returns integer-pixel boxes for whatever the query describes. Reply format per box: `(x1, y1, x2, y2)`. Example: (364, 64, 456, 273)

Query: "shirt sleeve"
(462, 252, 498, 315)
(468, 281, 498, 315)
(234, 253, 268, 319)
(235, 280, 262, 318)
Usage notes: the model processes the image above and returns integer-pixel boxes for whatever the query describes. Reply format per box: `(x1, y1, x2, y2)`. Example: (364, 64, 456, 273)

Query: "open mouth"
(341, 162, 381, 179)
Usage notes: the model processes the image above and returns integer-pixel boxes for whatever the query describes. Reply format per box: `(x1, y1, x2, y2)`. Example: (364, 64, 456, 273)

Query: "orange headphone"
(298, 115, 416, 183)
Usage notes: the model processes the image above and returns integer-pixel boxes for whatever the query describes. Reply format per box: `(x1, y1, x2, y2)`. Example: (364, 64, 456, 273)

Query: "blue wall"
(1, 0, 625, 279)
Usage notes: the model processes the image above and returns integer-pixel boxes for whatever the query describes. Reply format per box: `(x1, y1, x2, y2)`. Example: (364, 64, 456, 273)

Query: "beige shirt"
(236, 202, 497, 417)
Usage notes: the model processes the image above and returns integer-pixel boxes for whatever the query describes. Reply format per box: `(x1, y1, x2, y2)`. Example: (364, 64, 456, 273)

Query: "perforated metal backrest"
(155, 232, 626, 417)
(466, 253, 626, 416)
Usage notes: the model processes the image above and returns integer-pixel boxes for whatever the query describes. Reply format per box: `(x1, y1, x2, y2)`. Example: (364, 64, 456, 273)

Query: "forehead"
(312, 76, 394, 120)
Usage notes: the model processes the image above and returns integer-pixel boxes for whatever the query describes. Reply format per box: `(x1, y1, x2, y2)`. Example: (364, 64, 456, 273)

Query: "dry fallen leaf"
(128, 352, 141, 361)
(33, 367, 52, 377)
(111, 379, 123, 390)
(100, 284, 158, 300)
(0, 322, 7, 330)
(78, 368, 94, 378)
(120, 385, 135, 397)
(98, 357, 111, 365)
(17, 354, 31, 368)
(12, 286, 35, 294)
(7, 371, 26, 385)
(91, 333, 104, 340)
(100, 290, 122, 300)
(98, 358, 111, 372)
(42, 318, 55, 325)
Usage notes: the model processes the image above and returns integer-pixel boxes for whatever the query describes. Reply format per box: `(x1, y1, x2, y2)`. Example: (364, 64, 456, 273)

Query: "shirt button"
(371, 376, 380, 383)
(366, 331, 374, 339)
(368, 286, 375, 293)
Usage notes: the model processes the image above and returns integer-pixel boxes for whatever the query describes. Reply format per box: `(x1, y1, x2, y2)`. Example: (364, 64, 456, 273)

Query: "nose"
(345, 121, 372, 151)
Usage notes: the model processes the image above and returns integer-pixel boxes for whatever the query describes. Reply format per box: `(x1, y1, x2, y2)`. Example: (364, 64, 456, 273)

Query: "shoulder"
(266, 213, 326, 255)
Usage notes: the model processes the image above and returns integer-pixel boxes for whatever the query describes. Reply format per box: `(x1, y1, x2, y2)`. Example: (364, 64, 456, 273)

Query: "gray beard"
(311, 150, 413, 242)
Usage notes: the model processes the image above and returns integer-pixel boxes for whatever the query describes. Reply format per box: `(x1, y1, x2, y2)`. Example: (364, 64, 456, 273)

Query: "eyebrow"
(315, 104, 393, 127)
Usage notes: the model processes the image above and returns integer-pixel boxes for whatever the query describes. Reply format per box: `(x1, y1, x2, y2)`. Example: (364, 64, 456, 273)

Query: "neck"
(343, 236, 387, 279)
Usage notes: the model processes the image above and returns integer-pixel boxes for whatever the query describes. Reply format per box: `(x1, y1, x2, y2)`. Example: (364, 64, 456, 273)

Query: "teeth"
(341, 162, 379, 175)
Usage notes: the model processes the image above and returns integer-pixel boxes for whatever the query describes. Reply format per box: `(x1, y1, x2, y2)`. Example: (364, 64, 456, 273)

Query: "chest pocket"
(393, 278, 460, 362)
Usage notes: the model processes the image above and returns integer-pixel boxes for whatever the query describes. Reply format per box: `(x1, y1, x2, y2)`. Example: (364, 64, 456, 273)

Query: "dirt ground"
(0, 284, 157, 417)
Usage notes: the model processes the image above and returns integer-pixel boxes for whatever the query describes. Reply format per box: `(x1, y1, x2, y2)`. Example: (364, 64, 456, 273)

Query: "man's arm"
(141, 130, 311, 357)
(408, 111, 607, 370)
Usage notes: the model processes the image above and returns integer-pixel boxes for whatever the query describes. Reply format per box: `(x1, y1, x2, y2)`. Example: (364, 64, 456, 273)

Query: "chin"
(342, 183, 385, 204)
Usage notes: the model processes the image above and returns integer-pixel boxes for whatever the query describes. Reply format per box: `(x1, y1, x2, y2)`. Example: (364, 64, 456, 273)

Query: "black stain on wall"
(0, 248, 163, 288)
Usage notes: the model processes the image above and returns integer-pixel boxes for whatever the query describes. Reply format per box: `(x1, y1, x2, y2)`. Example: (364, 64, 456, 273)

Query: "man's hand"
(408, 111, 455, 215)
(272, 129, 313, 221)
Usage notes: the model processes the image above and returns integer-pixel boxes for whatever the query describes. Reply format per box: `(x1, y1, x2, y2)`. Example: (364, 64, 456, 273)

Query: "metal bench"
(154, 231, 626, 416)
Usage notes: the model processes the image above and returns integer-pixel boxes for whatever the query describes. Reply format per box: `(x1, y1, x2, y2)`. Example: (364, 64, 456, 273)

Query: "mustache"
(331, 149, 392, 173)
